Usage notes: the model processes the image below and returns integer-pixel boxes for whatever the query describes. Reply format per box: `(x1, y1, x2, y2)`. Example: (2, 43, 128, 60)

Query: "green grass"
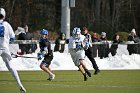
(0, 70, 140, 93)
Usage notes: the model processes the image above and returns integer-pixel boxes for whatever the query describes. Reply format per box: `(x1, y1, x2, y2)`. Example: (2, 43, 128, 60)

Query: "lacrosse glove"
(37, 52, 44, 60)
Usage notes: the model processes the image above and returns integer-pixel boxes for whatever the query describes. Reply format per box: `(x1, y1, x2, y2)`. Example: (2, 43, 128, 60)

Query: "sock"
(83, 73, 86, 76)
(5, 60, 24, 89)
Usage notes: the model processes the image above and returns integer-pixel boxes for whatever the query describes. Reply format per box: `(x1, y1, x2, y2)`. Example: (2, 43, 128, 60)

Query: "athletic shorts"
(69, 49, 85, 66)
(40, 55, 53, 67)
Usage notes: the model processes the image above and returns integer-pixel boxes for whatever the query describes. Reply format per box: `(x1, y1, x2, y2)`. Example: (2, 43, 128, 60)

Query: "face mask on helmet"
(72, 27, 81, 38)
(0, 14, 4, 19)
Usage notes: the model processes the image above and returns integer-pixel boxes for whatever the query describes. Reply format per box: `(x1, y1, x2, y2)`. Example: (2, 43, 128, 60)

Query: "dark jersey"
(54, 37, 66, 53)
(18, 33, 26, 40)
(39, 37, 53, 56)
(39, 37, 53, 64)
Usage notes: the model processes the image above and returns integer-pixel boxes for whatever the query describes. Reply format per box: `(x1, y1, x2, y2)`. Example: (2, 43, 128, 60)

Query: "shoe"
(83, 73, 88, 81)
(20, 87, 26, 93)
(47, 74, 55, 81)
(94, 69, 100, 75)
(85, 69, 91, 77)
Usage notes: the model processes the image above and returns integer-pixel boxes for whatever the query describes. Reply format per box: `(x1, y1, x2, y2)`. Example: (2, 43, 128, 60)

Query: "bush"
(116, 32, 129, 41)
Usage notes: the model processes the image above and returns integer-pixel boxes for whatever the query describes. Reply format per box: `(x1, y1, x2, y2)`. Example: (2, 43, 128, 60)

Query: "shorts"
(40, 55, 53, 67)
(69, 49, 85, 66)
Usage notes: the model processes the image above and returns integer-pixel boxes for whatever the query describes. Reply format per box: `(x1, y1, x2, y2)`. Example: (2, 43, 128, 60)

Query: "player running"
(0, 8, 26, 93)
(68, 27, 91, 81)
(37, 29, 55, 80)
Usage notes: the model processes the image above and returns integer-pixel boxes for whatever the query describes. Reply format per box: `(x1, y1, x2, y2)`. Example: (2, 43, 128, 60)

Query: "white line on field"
(32, 83, 140, 88)
(0, 82, 139, 89)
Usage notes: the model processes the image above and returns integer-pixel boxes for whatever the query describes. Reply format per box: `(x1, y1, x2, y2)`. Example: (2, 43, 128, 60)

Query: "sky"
(0, 44, 140, 71)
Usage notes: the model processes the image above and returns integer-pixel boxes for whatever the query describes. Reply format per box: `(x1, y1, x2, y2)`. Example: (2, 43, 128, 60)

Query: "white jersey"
(68, 34, 86, 49)
(0, 21, 15, 50)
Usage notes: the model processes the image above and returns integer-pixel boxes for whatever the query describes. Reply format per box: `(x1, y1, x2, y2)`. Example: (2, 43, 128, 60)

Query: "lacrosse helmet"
(73, 27, 81, 35)
(40, 29, 48, 35)
(0, 8, 6, 19)
(72, 27, 81, 38)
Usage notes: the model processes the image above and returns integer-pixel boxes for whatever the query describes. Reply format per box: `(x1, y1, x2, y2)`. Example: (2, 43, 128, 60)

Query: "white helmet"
(72, 27, 81, 38)
(72, 27, 81, 35)
(0, 8, 6, 19)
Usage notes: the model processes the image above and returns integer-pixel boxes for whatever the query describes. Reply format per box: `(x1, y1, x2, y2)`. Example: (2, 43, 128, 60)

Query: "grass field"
(0, 70, 140, 93)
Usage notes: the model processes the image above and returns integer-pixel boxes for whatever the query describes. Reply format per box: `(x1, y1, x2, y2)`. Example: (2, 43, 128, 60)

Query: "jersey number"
(0, 24, 4, 37)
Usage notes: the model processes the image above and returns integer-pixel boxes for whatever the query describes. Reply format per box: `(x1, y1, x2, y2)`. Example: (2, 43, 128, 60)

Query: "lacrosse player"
(0, 8, 26, 93)
(68, 27, 91, 81)
(37, 29, 55, 80)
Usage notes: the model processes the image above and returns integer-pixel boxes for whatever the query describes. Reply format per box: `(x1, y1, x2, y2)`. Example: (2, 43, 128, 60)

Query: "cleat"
(47, 78, 52, 81)
(85, 69, 91, 77)
(94, 69, 100, 75)
(20, 87, 26, 93)
(47, 74, 55, 81)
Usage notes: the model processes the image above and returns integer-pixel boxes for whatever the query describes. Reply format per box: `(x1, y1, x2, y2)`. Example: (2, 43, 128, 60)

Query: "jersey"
(68, 34, 86, 49)
(39, 38, 53, 56)
(0, 21, 15, 50)
(39, 37, 53, 64)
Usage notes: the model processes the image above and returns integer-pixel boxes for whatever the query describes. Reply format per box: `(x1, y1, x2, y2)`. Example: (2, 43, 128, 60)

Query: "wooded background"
(0, 0, 140, 39)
